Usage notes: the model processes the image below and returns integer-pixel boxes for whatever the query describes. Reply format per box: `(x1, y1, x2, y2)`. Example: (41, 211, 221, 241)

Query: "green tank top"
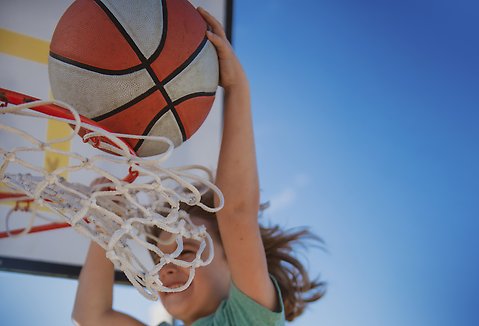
(161, 276, 285, 326)
(192, 276, 285, 326)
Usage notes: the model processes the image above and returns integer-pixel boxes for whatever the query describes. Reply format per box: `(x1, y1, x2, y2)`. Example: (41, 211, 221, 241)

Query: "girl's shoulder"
(193, 276, 285, 326)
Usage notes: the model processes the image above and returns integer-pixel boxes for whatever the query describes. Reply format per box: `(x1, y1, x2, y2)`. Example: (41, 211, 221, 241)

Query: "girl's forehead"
(156, 216, 217, 242)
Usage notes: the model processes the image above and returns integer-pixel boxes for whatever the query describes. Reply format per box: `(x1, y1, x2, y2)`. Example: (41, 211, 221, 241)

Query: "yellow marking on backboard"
(44, 125, 72, 176)
(0, 28, 49, 64)
(45, 89, 72, 177)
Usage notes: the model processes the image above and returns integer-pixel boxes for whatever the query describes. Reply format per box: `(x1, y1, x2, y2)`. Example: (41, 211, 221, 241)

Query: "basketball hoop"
(0, 88, 223, 300)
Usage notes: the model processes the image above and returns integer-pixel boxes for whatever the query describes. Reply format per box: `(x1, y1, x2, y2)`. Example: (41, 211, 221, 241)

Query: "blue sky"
(1, 0, 479, 325)
(235, 0, 478, 325)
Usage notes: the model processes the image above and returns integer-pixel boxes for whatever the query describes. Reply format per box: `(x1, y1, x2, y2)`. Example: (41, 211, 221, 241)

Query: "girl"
(72, 7, 325, 326)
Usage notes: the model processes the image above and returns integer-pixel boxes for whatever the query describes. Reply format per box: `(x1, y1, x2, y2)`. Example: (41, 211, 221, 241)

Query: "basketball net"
(0, 88, 223, 300)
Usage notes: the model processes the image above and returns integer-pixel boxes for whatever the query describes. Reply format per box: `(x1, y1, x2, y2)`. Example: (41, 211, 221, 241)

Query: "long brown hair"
(148, 191, 327, 321)
(260, 222, 326, 320)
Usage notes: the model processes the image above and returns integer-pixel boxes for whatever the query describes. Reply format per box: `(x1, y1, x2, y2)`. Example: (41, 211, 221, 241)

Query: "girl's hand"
(197, 7, 247, 90)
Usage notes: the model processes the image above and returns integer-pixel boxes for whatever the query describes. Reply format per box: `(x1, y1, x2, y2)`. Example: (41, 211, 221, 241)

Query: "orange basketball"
(48, 0, 219, 156)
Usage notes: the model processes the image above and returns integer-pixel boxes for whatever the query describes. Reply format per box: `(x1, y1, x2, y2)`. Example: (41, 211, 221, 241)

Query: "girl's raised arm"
(198, 7, 278, 311)
(72, 242, 145, 326)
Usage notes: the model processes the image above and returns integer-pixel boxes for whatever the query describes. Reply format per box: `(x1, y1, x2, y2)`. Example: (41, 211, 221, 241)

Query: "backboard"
(0, 0, 233, 286)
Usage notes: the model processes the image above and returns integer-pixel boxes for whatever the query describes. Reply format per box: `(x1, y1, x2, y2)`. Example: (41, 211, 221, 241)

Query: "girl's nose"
(159, 262, 178, 280)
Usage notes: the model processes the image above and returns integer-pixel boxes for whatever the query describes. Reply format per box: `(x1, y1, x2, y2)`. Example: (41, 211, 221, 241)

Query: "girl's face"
(157, 216, 231, 325)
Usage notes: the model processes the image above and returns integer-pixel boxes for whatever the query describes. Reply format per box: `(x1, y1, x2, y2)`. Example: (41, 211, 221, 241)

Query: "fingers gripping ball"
(49, 0, 219, 156)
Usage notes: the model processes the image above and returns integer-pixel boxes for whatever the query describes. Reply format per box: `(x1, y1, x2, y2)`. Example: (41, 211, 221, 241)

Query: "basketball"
(48, 0, 219, 157)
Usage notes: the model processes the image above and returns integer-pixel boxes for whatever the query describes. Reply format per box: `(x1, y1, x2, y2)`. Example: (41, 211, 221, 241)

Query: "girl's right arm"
(72, 242, 145, 326)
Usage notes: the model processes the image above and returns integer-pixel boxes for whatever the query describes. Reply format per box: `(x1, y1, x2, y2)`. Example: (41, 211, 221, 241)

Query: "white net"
(0, 96, 223, 300)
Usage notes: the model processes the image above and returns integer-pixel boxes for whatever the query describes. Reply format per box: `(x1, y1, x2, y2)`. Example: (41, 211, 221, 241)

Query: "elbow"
(71, 311, 82, 326)
(72, 306, 113, 326)
(72, 307, 87, 326)
(71, 315, 97, 326)
(71, 308, 93, 326)
(72, 300, 84, 323)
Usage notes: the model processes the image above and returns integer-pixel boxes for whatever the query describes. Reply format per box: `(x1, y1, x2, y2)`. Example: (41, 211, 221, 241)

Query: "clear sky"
(241, 0, 479, 325)
(1, 0, 479, 325)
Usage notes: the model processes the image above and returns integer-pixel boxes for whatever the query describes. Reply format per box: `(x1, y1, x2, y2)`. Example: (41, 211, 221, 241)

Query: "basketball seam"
(49, 52, 144, 75)
(92, 86, 158, 121)
(162, 37, 209, 85)
(133, 106, 176, 153)
(94, 0, 149, 66)
(172, 92, 216, 106)
(144, 0, 169, 63)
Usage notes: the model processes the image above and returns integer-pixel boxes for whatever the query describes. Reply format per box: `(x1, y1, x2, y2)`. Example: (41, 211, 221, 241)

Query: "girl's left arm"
(198, 7, 278, 311)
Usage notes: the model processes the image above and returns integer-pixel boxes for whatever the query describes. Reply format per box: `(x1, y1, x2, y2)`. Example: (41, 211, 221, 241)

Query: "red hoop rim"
(0, 192, 30, 200)
(0, 222, 71, 239)
(0, 87, 137, 155)
(0, 87, 139, 183)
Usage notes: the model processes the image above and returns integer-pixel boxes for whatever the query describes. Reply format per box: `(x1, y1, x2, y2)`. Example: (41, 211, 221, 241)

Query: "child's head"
(148, 190, 326, 322)
(148, 193, 231, 323)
